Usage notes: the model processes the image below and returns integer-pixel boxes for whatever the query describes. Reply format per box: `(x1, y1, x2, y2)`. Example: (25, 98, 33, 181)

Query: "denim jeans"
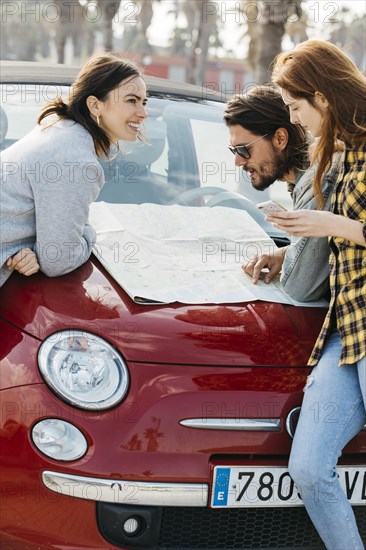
(288, 331, 366, 550)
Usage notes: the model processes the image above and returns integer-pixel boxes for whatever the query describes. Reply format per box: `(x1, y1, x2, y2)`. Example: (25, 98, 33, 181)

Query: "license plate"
(211, 466, 366, 507)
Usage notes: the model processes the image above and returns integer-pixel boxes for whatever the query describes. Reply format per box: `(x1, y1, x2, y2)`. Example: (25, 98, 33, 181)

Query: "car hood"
(0, 258, 326, 366)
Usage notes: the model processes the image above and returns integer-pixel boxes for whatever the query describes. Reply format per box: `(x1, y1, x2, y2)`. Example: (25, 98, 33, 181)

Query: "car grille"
(158, 506, 366, 549)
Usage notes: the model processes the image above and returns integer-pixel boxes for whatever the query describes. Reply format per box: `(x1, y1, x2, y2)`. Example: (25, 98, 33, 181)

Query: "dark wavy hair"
(224, 85, 309, 175)
(38, 53, 144, 157)
(272, 40, 366, 207)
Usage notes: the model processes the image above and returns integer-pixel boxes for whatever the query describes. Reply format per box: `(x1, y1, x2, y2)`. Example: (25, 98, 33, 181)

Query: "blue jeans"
(288, 331, 366, 550)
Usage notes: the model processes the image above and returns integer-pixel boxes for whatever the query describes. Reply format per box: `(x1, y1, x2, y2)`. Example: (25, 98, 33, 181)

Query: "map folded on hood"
(89, 202, 328, 308)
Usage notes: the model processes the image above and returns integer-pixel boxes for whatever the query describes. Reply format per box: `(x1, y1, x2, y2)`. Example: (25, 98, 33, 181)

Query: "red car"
(0, 62, 365, 550)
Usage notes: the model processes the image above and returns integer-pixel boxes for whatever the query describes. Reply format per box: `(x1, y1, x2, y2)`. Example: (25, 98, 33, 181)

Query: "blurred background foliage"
(1, 0, 365, 84)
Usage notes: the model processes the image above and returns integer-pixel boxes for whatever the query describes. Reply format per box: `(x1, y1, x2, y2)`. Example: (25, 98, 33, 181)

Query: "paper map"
(89, 202, 327, 307)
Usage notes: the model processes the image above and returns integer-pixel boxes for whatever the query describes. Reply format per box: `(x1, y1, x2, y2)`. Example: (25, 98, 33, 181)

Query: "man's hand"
(6, 248, 40, 276)
(242, 247, 287, 284)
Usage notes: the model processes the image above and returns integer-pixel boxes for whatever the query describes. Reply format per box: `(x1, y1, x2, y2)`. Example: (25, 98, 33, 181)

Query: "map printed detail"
(89, 202, 328, 307)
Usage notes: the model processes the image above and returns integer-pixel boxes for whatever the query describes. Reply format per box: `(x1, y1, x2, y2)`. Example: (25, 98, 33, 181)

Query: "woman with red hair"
(271, 40, 366, 549)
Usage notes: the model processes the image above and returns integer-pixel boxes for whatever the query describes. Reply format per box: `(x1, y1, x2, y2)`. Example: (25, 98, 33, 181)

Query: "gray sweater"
(281, 152, 343, 302)
(0, 118, 105, 287)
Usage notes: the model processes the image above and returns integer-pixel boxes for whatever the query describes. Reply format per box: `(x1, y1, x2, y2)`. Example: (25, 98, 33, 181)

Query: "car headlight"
(32, 419, 88, 461)
(38, 331, 129, 410)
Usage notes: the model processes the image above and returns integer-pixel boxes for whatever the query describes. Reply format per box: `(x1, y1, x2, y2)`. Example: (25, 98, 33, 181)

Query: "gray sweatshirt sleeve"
(281, 235, 330, 301)
(280, 153, 343, 302)
(32, 159, 103, 277)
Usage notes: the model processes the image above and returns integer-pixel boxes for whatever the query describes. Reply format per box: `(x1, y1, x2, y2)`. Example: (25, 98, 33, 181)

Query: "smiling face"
(281, 90, 328, 139)
(228, 125, 288, 191)
(89, 76, 148, 143)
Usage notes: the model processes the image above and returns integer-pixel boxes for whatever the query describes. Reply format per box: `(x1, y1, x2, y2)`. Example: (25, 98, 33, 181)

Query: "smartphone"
(256, 200, 288, 215)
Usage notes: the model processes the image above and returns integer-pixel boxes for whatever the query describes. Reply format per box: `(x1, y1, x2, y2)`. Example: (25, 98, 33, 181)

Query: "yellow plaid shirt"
(309, 143, 366, 367)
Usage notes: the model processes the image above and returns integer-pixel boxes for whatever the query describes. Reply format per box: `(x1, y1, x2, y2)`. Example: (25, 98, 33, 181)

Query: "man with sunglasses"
(224, 86, 342, 302)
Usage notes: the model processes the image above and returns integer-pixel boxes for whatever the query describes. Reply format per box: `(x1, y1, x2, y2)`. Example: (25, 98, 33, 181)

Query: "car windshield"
(0, 83, 290, 243)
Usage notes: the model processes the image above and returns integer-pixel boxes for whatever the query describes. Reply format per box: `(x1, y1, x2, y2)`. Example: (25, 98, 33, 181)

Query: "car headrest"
(0, 105, 9, 146)
(118, 117, 167, 167)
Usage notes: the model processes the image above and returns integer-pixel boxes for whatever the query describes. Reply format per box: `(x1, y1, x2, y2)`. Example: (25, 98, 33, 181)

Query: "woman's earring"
(97, 115, 100, 127)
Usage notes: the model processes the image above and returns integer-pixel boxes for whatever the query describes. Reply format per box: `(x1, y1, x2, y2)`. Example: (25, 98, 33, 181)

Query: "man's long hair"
(224, 85, 309, 176)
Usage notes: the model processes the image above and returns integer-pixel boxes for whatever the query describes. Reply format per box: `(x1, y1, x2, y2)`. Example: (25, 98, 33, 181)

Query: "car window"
(0, 83, 289, 244)
(191, 118, 239, 192)
(0, 84, 70, 142)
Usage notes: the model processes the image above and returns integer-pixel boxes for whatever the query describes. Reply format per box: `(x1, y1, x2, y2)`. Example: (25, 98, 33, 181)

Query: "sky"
(145, 0, 366, 57)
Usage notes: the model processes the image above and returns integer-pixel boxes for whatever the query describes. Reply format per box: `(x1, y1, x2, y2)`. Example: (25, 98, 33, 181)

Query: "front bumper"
(43, 470, 208, 507)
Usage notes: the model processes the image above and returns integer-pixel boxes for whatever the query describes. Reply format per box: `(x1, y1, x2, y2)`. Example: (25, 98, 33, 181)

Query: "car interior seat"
(0, 105, 9, 150)
(97, 116, 168, 205)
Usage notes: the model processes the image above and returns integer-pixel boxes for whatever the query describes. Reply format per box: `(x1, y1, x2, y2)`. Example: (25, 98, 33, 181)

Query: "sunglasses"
(228, 133, 269, 159)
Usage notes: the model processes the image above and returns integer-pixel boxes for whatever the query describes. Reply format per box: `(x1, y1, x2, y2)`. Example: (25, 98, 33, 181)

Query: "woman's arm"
(267, 210, 366, 247)
(32, 160, 104, 277)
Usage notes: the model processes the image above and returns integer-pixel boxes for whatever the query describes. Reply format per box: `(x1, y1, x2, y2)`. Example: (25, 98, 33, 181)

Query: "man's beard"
(248, 156, 288, 191)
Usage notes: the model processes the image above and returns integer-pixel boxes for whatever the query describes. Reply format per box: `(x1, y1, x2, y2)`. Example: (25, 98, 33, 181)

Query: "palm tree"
(100, 0, 121, 51)
(285, 5, 308, 46)
(119, 0, 160, 55)
(241, 0, 260, 72)
(1, 0, 38, 60)
(329, 12, 366, 70)
(54, 0, 90, 63)
(187, 1, 205, 84)
(196, 1, 221, 84)
(53, 0, 115, 62)
(346, 15, 366, 69)
(54, 0, 71, 63)
(242, 0, 304, 84)
(168, 27, 191, 56)
(171, 0, 219, 84)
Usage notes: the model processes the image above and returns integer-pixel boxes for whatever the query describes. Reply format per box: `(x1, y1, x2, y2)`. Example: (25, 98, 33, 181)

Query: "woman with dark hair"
(270, 40, 366, 549)
(0, 53, 147, 287)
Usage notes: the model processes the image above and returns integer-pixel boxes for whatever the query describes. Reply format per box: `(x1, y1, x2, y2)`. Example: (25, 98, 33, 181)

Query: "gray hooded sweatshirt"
(0, 117, 105, 287)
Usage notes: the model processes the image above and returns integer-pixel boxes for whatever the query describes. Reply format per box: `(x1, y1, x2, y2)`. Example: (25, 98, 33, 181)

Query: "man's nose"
(235, 154, 248, 167)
